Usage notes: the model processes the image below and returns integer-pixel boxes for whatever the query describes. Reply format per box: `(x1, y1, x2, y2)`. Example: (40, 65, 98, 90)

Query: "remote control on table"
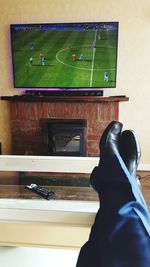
(25, 184, 55, 200)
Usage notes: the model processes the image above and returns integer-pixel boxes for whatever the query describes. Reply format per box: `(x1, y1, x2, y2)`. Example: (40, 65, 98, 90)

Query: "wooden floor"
(0, 171, 149, 211)
(139, 172, 150, 211)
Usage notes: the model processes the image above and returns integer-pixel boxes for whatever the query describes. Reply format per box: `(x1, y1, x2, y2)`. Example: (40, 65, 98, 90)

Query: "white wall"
(0, 0, 150, 163)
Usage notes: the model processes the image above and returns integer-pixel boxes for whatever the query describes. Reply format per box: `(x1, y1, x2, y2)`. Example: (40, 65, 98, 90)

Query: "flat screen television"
(10, 22, 119, 96)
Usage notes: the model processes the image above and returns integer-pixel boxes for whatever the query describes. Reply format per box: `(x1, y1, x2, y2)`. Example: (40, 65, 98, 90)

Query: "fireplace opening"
(42, 119, 87, 156)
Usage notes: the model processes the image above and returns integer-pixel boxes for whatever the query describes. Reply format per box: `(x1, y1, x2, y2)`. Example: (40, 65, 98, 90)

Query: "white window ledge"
(0, 199, 99, 248)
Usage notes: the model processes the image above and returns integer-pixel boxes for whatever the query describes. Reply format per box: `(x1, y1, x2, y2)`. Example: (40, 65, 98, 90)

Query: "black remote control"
(25, 184, 55, 200)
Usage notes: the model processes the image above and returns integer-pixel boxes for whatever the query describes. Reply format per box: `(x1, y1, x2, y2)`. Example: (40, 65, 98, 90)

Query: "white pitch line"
(90, 30, 97, 87)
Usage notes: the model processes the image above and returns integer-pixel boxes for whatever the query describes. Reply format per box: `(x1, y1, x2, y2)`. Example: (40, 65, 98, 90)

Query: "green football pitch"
(12, 29, 118, 88)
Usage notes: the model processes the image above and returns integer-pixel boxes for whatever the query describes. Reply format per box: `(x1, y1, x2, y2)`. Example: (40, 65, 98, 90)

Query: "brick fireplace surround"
(2, 96, 128, 157)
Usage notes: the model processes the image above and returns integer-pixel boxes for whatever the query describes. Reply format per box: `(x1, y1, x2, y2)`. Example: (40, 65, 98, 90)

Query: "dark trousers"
(76, 154, 150, 267)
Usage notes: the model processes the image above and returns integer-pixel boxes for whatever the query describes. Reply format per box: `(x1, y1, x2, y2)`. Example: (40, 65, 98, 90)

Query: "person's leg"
(76, 121, 123, 267)
(90, 153, 150, 267)
(76, 121, 150, 267)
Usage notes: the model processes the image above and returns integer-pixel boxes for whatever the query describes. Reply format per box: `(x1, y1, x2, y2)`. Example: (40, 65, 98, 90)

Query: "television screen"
(10, 22, 119, 92)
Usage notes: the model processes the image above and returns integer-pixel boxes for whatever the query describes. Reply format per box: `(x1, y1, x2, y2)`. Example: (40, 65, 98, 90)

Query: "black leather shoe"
(90, 121, 123, 192)
(99, 120, 123, 160)
(120, 130, 141, 177)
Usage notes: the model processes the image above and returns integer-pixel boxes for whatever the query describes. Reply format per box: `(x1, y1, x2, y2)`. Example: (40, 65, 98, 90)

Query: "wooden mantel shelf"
(1, 95, 129, 103)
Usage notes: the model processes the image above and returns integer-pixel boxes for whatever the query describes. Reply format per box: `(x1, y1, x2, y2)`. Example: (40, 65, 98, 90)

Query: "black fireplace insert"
(42, 119, 86, 156)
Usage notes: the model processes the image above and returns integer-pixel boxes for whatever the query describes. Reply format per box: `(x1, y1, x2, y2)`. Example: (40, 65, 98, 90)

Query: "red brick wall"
(9, 101, 119, 156)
